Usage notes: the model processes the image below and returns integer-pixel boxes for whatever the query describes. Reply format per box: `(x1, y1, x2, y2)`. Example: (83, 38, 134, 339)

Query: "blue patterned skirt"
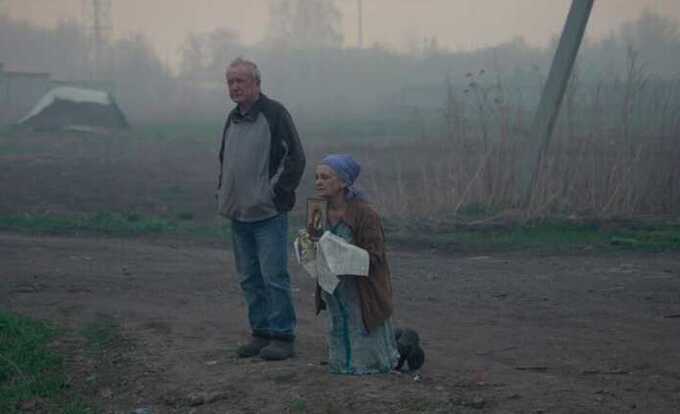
(322, 276, 399, 375)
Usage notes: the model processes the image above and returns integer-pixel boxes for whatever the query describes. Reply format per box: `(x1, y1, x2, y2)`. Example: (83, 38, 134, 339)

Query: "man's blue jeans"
(231, 213, 296, 341)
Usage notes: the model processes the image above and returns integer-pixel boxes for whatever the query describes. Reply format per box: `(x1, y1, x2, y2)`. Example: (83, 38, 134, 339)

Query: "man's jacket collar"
(229, 93, 267, 124)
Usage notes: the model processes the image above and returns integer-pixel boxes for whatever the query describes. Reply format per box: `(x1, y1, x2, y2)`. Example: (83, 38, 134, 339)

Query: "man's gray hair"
(228, 57, 261, 85)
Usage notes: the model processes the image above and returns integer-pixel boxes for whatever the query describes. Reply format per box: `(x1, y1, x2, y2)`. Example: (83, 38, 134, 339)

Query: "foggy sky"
(6, 0, 680, 69)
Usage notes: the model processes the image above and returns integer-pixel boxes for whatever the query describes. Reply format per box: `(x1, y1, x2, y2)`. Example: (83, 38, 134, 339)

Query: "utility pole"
(82, 0, 112, 81)
(523, 0, 593, 208)
(357, 0, 363, 48)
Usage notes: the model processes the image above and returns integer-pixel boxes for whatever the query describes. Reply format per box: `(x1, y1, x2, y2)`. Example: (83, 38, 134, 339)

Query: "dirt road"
(2, 233, 680, 413)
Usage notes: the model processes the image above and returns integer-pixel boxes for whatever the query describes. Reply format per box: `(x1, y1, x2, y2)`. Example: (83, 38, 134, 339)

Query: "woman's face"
(315, 165, 346, 199)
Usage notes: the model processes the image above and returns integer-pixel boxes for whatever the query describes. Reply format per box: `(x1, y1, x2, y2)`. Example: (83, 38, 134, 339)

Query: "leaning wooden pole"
(523, 0, 594, 208)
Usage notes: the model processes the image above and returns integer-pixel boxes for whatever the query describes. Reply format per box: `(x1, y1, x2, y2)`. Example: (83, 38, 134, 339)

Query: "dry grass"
(306, 70, 680, 225)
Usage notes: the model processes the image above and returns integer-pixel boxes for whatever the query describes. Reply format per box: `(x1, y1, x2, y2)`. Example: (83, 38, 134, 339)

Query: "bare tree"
(266, 0, 343, 49)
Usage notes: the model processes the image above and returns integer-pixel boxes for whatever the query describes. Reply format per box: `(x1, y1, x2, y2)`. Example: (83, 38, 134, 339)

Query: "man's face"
(226, 64, 260, 107)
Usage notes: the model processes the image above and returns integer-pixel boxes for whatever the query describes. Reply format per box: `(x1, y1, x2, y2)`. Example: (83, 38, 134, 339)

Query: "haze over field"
(5, 0, 680, 69)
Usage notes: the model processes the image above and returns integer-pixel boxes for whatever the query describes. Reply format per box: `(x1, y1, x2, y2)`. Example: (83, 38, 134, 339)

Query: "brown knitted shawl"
(314, 199, 393, 332)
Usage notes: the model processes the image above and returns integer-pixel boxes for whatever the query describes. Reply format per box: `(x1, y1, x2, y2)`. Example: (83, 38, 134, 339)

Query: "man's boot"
(259, 339, 295, 361)
(236, 336, 270, 358)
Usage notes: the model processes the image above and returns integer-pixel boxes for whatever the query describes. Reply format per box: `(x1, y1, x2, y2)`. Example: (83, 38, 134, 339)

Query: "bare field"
(3, 233, 680, 413)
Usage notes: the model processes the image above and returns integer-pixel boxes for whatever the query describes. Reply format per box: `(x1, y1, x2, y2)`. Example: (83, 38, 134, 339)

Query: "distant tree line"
(1, 4, 679, 128)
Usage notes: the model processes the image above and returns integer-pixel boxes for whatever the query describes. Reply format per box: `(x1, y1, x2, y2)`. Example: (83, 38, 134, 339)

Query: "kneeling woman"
(314, 154, 399, 374)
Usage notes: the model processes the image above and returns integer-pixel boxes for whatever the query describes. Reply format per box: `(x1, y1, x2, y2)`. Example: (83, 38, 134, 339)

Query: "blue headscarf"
(320, 154, 366, 200)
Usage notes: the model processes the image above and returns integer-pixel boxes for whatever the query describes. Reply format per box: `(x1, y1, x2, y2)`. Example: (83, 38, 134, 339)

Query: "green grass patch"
(608, 225, 680, 250)
(0, 211, 232, 241)
(1, 210, 678, 253)
(0, 311, 92, 413)
(0, 212, 176, 236)
(386, 220, 680, 252)
(289, 398, 307, 413)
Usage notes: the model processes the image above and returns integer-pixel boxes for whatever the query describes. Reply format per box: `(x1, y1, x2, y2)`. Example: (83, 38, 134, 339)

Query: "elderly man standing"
(217, 58, 305, 361)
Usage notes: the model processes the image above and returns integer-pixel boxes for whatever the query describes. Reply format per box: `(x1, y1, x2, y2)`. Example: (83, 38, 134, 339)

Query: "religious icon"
(306, 198, 328, 240)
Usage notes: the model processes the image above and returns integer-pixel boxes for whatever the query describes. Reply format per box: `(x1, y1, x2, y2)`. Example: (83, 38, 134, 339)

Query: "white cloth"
(295, 230, 369, 294)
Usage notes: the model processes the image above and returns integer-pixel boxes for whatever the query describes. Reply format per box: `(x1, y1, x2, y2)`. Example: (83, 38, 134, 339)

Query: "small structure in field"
(17, 86, 129, 132)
